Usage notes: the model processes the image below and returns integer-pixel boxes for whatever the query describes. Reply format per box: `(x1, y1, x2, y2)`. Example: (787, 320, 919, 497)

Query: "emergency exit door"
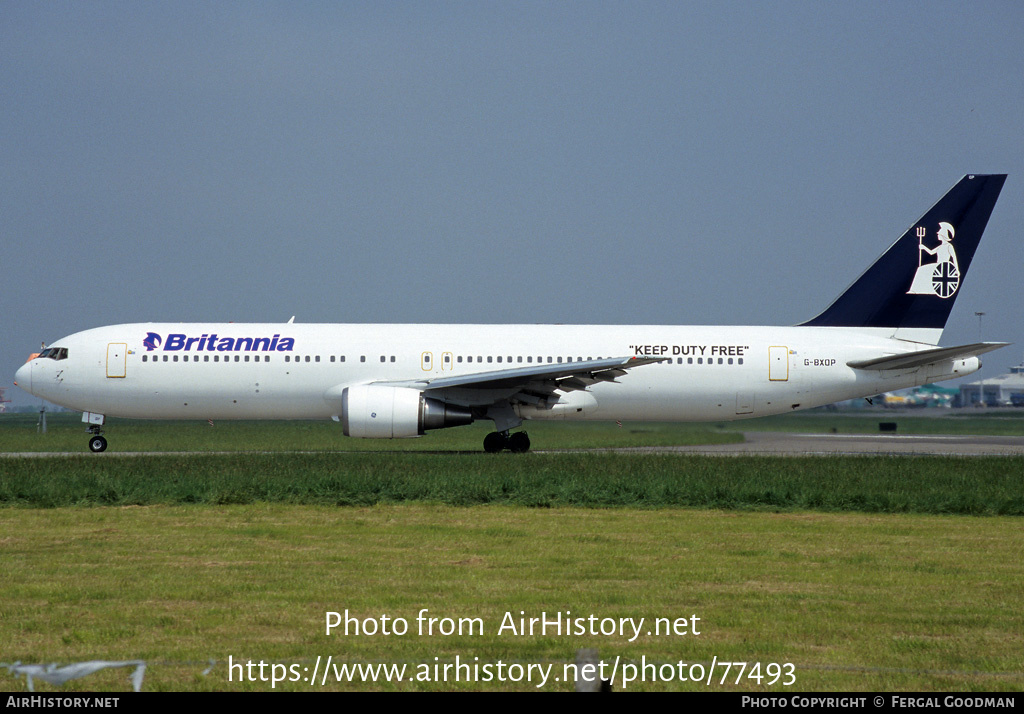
(107, 343, 127, 378)
(768, 346, 789, 382)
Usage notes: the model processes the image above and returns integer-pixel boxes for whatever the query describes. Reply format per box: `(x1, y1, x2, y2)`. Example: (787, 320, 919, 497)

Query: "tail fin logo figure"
(907, 222, 959, 298)
(143, 332, 162, 351)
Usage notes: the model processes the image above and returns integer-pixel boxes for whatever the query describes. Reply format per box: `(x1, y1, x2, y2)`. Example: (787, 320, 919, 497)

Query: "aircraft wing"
(375, 356, 667, 407)
(847, 342, 1010, 371)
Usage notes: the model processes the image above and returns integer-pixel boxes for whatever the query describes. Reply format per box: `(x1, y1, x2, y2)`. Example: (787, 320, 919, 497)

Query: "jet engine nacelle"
(341, 385, 474, 438)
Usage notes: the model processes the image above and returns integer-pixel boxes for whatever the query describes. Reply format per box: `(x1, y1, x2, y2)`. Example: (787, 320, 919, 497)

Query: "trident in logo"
(908, 223, 959, 298)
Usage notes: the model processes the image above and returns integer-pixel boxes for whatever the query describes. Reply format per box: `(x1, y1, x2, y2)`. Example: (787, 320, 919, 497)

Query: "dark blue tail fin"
(800, 174, 1007, 336)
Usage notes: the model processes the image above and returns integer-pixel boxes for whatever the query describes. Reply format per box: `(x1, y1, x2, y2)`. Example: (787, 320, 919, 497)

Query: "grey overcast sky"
(3, 1, 1023, 407)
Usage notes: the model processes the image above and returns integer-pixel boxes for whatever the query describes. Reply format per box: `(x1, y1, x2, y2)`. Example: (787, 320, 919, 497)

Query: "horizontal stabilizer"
(847, 342, 1009, 371)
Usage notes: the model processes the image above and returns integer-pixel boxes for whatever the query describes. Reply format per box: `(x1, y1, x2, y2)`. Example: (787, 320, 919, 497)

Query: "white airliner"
(15, 174, 1009, 453)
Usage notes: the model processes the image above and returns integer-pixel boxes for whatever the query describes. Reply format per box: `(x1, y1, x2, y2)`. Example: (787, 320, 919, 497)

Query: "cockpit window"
(38, 347, 69, 360)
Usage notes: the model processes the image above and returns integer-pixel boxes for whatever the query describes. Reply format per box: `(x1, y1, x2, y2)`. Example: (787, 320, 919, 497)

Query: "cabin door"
(107, 343, 127, 378)
(768, 346, 789, 382)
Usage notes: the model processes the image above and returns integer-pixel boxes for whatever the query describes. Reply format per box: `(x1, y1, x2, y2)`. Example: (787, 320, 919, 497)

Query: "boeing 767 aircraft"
(15, 174, 1009, 453)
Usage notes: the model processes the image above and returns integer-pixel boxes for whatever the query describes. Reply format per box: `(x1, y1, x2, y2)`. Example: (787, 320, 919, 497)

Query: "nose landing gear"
(483, 430, 530, 453)
(87, 425, 108, 453)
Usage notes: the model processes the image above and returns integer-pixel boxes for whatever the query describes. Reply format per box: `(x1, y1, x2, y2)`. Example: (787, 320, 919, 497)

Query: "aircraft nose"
(14, 359, 33, 395)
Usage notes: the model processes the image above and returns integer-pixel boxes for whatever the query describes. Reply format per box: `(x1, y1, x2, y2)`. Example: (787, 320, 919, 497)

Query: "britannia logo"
(907, 222, 959, 299)
(139, 332, 295, 352)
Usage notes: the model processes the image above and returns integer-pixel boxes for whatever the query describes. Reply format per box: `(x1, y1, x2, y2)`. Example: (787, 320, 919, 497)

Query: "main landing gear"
(87, 425, 108, 453)
(483, 430, 531, 454)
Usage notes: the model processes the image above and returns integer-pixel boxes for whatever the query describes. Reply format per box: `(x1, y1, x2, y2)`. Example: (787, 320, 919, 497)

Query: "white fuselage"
(17, 322, 979, 425)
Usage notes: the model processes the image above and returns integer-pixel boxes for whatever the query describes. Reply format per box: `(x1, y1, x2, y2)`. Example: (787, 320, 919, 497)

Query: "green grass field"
(1, 452, 1022, 514)
(1, 413, 1022, 691)
(2, 505, 1022, 691)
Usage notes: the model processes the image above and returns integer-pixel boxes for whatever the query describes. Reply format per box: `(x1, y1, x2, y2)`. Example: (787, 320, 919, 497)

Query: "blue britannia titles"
(143, 332, 295, 352)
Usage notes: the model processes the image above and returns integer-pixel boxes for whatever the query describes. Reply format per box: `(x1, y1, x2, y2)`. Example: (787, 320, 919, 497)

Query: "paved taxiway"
(6, 432, 1024, 457)
(603, 431, 1024, 456)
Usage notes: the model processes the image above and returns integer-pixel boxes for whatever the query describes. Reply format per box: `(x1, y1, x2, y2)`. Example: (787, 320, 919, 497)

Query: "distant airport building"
(958, 360, 1024, 407)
